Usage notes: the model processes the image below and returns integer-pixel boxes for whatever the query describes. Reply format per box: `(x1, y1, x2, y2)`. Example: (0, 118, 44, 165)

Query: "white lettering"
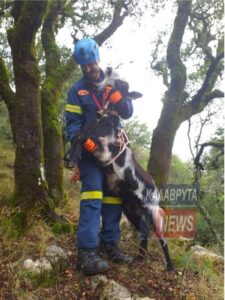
(164, 189, 169, 202)
(176, 189, 182, 201)
(191, 189, 197, 203)
(170, 189, 176, 201)
(163, 212, 196, 234)
(176, 215, 187, 231)
(168, 215, 176, 232)
(186, 215, 194, 231)
(181, 188, 187, 200)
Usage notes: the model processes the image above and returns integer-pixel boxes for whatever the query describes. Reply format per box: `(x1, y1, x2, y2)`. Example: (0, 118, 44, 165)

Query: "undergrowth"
(0, 139, 223, 300)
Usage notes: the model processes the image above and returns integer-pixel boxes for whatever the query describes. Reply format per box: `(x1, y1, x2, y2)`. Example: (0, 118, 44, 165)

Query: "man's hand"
(105, 86, 123, 104)
(70, 165, 80, 184)
(83, 138, 98, 152)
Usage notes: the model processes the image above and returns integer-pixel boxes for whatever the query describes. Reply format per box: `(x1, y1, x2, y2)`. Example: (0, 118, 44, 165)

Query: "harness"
(90, 86, 111, 111)
(90, 86, 130, 166)
(104, 128, 130, 167)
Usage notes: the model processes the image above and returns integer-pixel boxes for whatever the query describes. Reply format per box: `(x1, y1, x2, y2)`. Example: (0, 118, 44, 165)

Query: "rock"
(23, 258, 38, 273)
(23, 245, 69, 275)
(190, 245, 224, 262)
(45, 244, 69, 267)
(23, 257, 52, 274)
(37, 257, 53, 271)
(91, 275, 132, 300)
(91, 275, 108, 290)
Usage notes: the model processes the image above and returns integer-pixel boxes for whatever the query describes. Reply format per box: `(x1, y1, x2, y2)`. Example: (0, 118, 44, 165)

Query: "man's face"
(81, 61, 100, 82)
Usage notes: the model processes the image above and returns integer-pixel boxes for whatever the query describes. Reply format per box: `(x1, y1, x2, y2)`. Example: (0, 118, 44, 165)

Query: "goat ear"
(128, 91, 143, 100)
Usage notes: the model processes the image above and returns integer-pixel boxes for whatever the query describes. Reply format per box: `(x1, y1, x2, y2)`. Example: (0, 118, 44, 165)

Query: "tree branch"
(94, 2, 129, 46)
(189, 12, 215, 62)
(187, 119, 195, 160)
(192, 52, 224, 104)
(41, 1, 62, 77)
(9, 1, 49, 46)
(41, 1, 77, 91)
(183, 88, 224, 120)
(194, 141, 224, 170)
(166, 0, 192, 102)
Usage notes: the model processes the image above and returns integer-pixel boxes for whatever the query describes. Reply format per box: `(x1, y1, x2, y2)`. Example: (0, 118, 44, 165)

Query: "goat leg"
(159, 238, 174, 271)
(139, 238, 148, 256)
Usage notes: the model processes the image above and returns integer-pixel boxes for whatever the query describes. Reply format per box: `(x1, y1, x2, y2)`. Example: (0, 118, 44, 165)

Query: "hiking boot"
(100, 242, 133, 263)
(77, 248, 109, 276)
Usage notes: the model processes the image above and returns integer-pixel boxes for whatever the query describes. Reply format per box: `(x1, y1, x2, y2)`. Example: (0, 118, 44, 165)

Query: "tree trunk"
(148, 0, 223, 185)
(7, 1, 49, 213)
(40, 2, 75, 204)
(148, 102, 182, 185)
(41, 87, 64, 204)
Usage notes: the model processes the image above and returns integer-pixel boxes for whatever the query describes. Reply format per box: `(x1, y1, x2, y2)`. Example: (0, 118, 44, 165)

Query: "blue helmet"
(73, 38, 100, 65)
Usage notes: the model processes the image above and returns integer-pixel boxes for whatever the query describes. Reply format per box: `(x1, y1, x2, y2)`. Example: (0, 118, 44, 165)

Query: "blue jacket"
(65, 69, 133, 142)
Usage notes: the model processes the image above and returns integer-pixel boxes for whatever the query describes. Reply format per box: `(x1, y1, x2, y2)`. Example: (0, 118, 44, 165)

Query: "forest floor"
(0, 140, 224, 300)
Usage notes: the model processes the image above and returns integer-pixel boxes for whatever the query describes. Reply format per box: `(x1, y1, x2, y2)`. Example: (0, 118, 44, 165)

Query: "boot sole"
(76, 263, 109, 276)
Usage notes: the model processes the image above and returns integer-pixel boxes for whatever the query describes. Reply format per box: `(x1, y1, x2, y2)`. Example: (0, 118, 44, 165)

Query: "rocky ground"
(1, 208, 213, 300)
(0, 146, 223, 300)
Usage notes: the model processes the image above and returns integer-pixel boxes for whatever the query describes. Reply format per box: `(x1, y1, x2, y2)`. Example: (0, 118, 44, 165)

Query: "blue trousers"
(77, 158, 122, 249)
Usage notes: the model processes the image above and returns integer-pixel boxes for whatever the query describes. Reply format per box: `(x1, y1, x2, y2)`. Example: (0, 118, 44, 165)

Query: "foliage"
(0, 213, 23, 239)
(0, 101, 12, 140)
(123, 116, 151, 149)
(195, 127, 224, 246)
(18, 269, 59, 289)
(51, 222, 75, 235)
(148, 0, 224, 186)
(172, 244, 224, 300)
(151, 0, 224, 98)
(168, 155, 193, 184)
(123, 116, 151, 168)
(0, 139, 14, 204)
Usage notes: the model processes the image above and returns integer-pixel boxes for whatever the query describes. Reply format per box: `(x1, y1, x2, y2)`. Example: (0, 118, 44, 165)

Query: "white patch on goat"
(94, 67, 120, 91)
(113, 161, 126, 180)
(95, 136, 114, 163)
(126, 149, 145, 199)
(134, 180, 145, 200)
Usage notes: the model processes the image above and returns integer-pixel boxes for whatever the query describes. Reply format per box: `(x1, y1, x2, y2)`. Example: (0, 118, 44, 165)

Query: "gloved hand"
(83, 138, 98, 152)
(106, 86, 123, 104)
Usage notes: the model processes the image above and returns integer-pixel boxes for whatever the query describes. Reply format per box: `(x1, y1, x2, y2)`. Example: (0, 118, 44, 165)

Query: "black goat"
(70, 111, 174, 271)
